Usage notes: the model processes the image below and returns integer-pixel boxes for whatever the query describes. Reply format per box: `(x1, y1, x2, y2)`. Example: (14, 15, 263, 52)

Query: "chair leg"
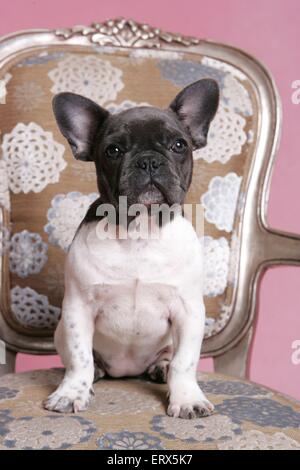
(0, 347, 16, 376)
(213, 328, 253, 379)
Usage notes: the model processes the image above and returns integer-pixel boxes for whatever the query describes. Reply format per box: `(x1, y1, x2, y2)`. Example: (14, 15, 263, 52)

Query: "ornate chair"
(0, 18, 300, 450)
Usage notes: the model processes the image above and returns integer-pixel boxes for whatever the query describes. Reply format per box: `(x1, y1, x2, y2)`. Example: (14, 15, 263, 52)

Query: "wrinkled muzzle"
(118, 151, 186, 207)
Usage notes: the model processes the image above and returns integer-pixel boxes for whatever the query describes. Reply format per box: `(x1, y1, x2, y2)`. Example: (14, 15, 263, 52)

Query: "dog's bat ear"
(169, 79, 219, 149)
(52, 92, 109, 161)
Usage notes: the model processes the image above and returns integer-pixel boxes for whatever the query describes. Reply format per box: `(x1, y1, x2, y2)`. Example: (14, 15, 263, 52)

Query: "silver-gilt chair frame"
(0, 18, 300, 379)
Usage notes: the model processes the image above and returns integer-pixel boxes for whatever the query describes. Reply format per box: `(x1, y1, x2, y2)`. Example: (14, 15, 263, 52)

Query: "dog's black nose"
(136, 157, 163, 173)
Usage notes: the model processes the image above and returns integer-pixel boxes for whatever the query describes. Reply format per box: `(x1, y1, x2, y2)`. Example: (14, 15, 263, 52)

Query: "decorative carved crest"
(55, 17, 200, 48)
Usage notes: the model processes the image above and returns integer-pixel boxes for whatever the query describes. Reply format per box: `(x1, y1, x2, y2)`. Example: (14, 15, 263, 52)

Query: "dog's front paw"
(147, 359, 169, 383)
(167, 382, 214, 419)
(167, 399, 214, 419)
(43, 386, 93, 413)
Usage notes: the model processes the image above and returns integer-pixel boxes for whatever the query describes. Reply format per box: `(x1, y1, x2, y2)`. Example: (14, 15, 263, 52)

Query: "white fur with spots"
(44, 214, 214, 418)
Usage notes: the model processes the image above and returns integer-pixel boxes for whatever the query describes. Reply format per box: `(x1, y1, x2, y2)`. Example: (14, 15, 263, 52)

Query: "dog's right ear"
(52, 92, 109, 161)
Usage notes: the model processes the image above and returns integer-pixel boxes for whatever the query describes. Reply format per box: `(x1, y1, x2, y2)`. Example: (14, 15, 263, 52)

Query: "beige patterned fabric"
(0, 369, 299, 450)
(0, 47, 258, 340)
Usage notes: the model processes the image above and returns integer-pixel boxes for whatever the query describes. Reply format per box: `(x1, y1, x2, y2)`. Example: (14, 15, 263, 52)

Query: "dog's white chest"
(65, 215, 203, 376)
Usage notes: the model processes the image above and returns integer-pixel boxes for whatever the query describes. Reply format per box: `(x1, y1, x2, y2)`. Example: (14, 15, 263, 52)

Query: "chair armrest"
(262, 226, 300, 266)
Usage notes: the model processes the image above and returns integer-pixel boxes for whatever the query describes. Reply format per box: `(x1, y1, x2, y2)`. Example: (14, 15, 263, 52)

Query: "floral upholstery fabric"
(0, 46, 258, 340)
(0, 369, 299, 450)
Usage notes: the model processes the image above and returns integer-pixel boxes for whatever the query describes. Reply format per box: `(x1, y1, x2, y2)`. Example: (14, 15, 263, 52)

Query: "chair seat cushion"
(0, 369, 300, 450)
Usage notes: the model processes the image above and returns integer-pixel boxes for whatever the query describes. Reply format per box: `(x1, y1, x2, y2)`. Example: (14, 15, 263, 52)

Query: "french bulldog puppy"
(44, 79, 219, 419)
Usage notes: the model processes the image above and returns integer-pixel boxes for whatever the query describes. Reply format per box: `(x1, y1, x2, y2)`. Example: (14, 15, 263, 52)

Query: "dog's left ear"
(169, 79, 219, 149)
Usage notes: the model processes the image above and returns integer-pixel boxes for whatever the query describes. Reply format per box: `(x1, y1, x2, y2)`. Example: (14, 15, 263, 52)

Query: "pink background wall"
(1, 0, 300, 400)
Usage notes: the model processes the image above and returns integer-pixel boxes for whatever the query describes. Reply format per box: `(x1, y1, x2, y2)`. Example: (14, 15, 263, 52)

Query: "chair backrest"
(0, 18, 282, 373)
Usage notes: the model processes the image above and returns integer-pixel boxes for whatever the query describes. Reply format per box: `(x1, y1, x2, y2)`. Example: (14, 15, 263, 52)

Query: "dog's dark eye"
(105, 144, 123, 158)
(171, 139, 188, 153)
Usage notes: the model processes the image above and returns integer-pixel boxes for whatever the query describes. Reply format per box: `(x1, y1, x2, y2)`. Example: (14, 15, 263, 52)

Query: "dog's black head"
(53, 79, 219, 209)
